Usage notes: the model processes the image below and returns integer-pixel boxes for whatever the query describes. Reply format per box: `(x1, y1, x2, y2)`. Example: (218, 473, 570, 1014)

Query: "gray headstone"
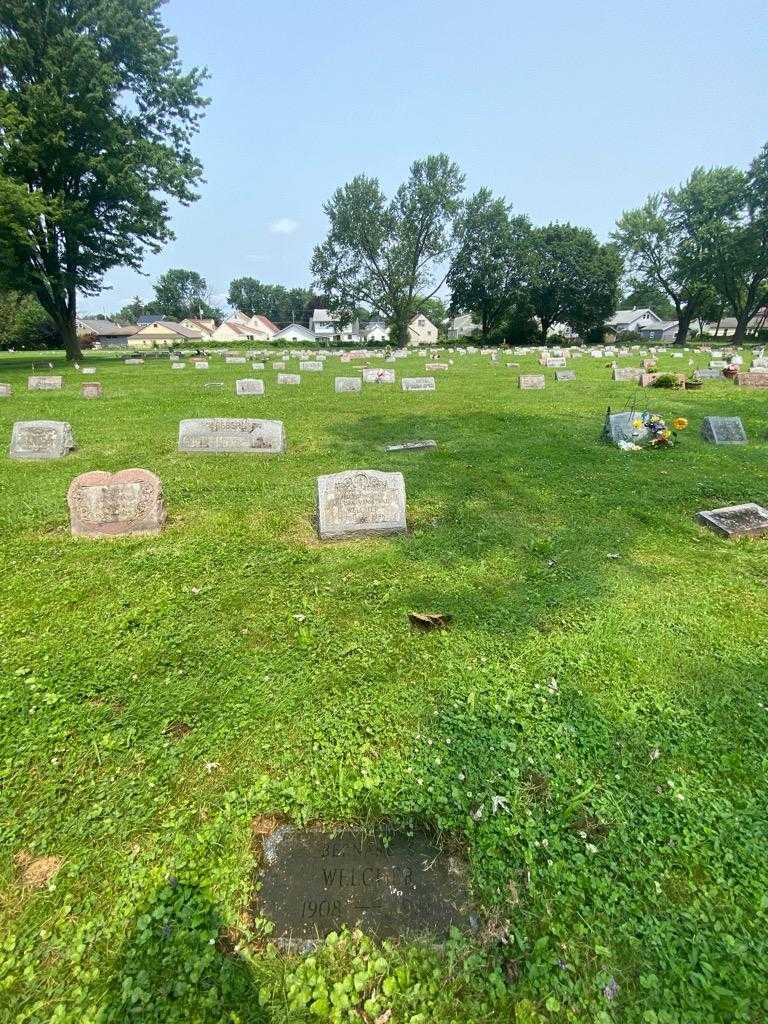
(178, 418, 285, 454)
(81, 382, 103, 399)
(300, 360, 323, 371)
(272, 361, 286, 370)
(123, 359, 144, 366)
(709, 360, 728, 369)
(316, 469, 406, 540)
(697, 503, 768, 539)
(401, 377, 436, 391)
(603, 411, 649, 445)
(385, 440, 437, 452)
(10, 420, 75, 460)
(425, 363, 449, 371)
(0, 384, 12, 397)
(555, 370, 576, 382)
(546, 357, 566, 368)
(693, 368, 721, 380)
(28, 375, 63, 390)
(82, 367, 96, 375)
(225, 356, 247, 364)
(701, 416, 747, 445)
(277, 373, 300, 385)
(68, 469, 166, 538)
(235, 378, 265, 396)
(519, 374, 545, 390)
(171, 362, 185, 369)
(362, 368, 395, 384)
(335, 377, 362, 393)
(613, 367, 643, 382)
(251, 362, 265, 370)
(193, 360, 209, 370)
(258, 826, 473, 947)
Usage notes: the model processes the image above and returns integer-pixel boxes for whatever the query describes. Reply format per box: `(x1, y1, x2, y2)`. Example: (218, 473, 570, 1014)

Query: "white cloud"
(269, 217, 299, 235)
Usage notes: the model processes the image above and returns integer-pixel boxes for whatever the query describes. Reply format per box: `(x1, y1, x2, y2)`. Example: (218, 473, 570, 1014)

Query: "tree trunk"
(60, 315, 83, 361)
(390, 318, 409, 348)
(732, 313, 750, 345)
(674, 311, 692, 346)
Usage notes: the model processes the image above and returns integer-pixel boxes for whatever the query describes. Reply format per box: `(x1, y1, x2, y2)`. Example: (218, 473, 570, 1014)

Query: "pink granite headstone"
(67, 469, 166, 538)
(81, 382, 103, 399)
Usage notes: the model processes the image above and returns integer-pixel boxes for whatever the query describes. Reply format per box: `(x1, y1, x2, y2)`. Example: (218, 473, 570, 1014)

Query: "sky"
(89, 0, 768, 315)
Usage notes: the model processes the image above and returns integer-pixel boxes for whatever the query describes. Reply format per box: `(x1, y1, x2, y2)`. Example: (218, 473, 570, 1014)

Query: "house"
(363, 320, 390, 344)
(407, 312, 438, 347)
(180, 318, 217, 339)
(639, 320, 684, 342)
(447, 313, 481, 339)
(250, 314, 279, 339)
(76, 318, 138, 348)
(212, 319, 260, 342)
(272, 323, 315, 343)
(127, 320, 203, 349)
(309, 309, 338, 343)
(605, 308, 664, 336)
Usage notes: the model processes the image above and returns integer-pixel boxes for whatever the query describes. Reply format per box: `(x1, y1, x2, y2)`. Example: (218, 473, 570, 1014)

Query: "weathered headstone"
(316, 469, 406, 540)
(736, 371, 768, 388)
(277, 373, 301, 385)
(82, 367, 97, 375)
(225, 356, 247, 365)
(28, 375, 63, 390)
(519, 374, 545, 390)
(385, 440, 437, 452)
(362, 368, 395, 384)
(10, 420, 75, 460)
(178, 418, 285, 454)
(235, 378, 265, 396)
(701, 416, 747, 444)
(693, 368, 721, 380)
(696, 503, 768, 539)
(0, 384, 12, 397)
(67, 469, 166, 538)
(257, 826, 473, 946)
(124, 358, 144, 365)
(546, 357, 566, 368)
(273, 361, 287, 370)
(555, 370, 576, 382)
(251, 361, 265, 370)
(613, 367, 643, 382)
(334, 377, 362, 393)
(710, 360, 727, 369)
(193, 360, 209, 370)
(171, 362, 185, 369)
(81, 382, 103, 399)
(401, 377, 436, 391)
(300, 360, 323, 372)
(603, 410, 649, 445)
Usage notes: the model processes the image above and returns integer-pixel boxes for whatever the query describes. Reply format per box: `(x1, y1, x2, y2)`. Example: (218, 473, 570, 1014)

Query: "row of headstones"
(605, 412, 750, 445)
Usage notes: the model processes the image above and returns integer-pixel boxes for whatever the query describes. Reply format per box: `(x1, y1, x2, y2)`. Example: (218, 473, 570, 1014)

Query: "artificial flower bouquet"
(618, 412, 688, 451)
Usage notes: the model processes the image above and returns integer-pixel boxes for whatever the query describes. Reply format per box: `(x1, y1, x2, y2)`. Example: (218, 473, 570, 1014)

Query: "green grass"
(0, 346, 767, 1024)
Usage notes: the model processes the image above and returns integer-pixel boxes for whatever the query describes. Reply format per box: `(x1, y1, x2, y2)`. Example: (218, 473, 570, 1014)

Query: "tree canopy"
(152, 269, 220, 322)
(311, 154, 464, 345)
(227, 278, 315, 325)
(0, 0, 207, 358)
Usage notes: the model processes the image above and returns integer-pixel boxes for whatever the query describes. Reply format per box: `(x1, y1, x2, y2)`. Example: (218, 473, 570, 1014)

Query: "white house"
(407, 313, 438, 347)
(180, 318, 217, 340)
(212, 319, 261, 342)
(606, 308, 664, 335)
(309, 309, 338, 343)
(364, 320, 390, 344)
(447, 313, 481, 339)
(639, 320, 683, 342)
(273, 323, 315, 343)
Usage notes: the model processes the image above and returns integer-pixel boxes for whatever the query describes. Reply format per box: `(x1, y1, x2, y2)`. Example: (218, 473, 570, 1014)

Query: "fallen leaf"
(375, 1011, 392, 1024)
(408, 611, 453, 631)
(14, 851, 63, 890)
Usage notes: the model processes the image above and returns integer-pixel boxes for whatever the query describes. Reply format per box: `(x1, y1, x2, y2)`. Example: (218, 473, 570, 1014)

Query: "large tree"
(673, 152, 768, 344)
(613, 194, 713, 344)
(0, 288, 57, 349)
(227, 278, 314, 325)
(152, 268, 220, 322)
(311, 154, 464, 346)
(524, 223, 622, 341)
(0, 1, 207, 359)
(447, 187, 531, 340)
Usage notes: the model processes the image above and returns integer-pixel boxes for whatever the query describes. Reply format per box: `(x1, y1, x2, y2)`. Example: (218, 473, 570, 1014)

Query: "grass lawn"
(0, 346, 767, 1024)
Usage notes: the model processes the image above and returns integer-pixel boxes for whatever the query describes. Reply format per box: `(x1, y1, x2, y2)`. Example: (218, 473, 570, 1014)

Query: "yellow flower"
(632, 419, 643, 429)
(672, 417, 688, 430)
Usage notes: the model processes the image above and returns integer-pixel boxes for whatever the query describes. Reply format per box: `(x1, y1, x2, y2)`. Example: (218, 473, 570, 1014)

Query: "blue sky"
(90, 0, 768, 315)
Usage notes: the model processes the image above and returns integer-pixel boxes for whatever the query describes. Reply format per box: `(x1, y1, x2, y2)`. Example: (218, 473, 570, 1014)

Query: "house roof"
(77, 319, 136, 337)
(222, 320, 258, 337)
(252, 314, 279, 334)
(273, 323, 314, 339)
(182, 318, 216, 332)
(134, 320, 202, 338)
(606, 308, 660, 326)
(410, 313, 436, 327)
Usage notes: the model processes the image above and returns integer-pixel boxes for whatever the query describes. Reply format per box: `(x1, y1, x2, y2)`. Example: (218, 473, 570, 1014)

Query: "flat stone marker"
(613, 367, 643, 382)
(546, 357, 566, 368)
(272, 361, 286, 370)
(258, 827, 473, 946)
(701, 416, 747, 444)
(316, 469, 406, 540)
(736, 371, 768, 388)
(555, 370, 576, 382)
(225, 356, 247, 364)
(335, 377, 362, 393)
(0, 384, 12, 397)
(694, 368, 721, 380)
(519, 374, 545, 390)
(696, 503, 768, 539)
(300, 360, 323, 371)
(710, 360, 728, 369)
(603, 411, 649, 445)
(362, 368, 395, 384)
(10, 420, 75, 460)
(251, 362, 265, 370)
(124, 358, 144, 365)
(67, 469, 166, 538)
(235, 378, 265, 396)
(28, 375, 63, 390)
(82, 367, 96, 375)
(193, 361, 209, 370)
(425, 363, 449, 371)
(385, 440, 437, 452)
(278, 373, 300, 385)
(178, 418, 285, 454)
(171, 362, 185, 369)
(401, 377, 436, 391)
(81, 382, 103, 399)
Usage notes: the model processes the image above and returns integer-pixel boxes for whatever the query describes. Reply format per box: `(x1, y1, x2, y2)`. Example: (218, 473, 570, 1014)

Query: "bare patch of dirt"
(14, 850, 63, 890)
(251, 813, 288, 837)
(569, 812, 610, 840)
(164, 720, 193, 740)
(523, 771, 551, 804)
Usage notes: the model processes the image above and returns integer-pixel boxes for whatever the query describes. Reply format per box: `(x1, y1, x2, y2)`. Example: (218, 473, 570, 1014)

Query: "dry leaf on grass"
(14, 850, 62, 890)
(408, 611, 453, 631)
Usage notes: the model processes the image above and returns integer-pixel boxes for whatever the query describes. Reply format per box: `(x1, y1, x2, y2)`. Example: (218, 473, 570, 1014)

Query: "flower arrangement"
(619, 412, 688, 451)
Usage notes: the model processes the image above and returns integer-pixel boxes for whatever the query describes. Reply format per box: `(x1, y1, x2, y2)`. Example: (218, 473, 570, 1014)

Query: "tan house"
(180, 318, 217, 339)
(127, 321, 202, 349)
(212, 312, 279, 343)
(407, 312, 439, 347)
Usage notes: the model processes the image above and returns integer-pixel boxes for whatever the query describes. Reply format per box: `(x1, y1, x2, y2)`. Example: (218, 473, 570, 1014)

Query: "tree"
(673, 152, 768, 344)
(115, 296, 159, 324)
(524, 224, 622, 341)
(311, 154, 464, 346)
(0, 1, 207, 359)
(621, 280, 676, 320)
(447, 188, 531, 339)
(227, 278, 314, 324)
(0, 289, 57, 349)
(613, 194, 713, 344)
(152, 269, 220, 322)
(413, 295, 448, 333)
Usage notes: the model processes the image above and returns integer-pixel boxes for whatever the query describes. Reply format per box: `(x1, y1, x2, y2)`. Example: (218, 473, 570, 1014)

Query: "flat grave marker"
(385, 440, 437, 452)
(257, 826, 473, 946)
(235, 378, 265, 396)
(519, 374, 545, 390)
(701, 416, 747, 444)
(68, 469, 166, 538)
(696, 503, 768, 539)
(28, 375, 63, 391)
(425, 363, 449, 371)
(178, 418, 285, 454)
(171, 362, 185, 369)
(193, 361, 209, 370)
(10, 420, 75, 460)
(300, 360, 323, 372)
(401, 377, 436, 391)
(273, 361, 287, 370)
(277, 373, 301, 385)
(694, 368, 721, 380)
(316, 469, 406, 540)
(225, 356, 247, 365)
(555, 370, 576, 382)
(0, 384, 11, 397)
(362, 368, 395, 384)
(736, 371, 768, 388)
(334, 377, 362, 393)
(81, 383, 103, 399)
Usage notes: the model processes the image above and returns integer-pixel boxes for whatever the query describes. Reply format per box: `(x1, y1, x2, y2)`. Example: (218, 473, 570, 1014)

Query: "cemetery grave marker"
(425, 363, 449, 371)
(546, 357, 566, 368)
(362, 368, 395, 384)
(696, 503, 768, 539)
(225, 356, 247, 365)
(300, 361, 323, 371)
(334, 377, 362, 393)
(701, 416, 747, 444)
(273, 361, 287, 370)
(235, 379, 265, 396)
(193, 361, 209, 370)
(385, 440, 437, 452)
(736, 371, 768, 388)
(28, 375, 63, 390)
(603, 410, 649, 446)
(82, 367, 97, 375)
(613, 367, 643, 382)
(172, 362, 185, 369)
(257, 826, 473, 946)
(519, 374, 545, 390)
(67, 469, 166, 538)
(10, 420, 75, 460)
(81, 383, 103, 399)
(251, 362, 265, 370)
(278, 373, 301, 385)
(0, 384, 11, 397)
(694, 368, 721, 380)
(316, 469, 406, 540)
(555, 370, 576, 382)
(124, 358, 144, 365)
(401, 377, 436, 391)
(178, 418, 285, 454)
